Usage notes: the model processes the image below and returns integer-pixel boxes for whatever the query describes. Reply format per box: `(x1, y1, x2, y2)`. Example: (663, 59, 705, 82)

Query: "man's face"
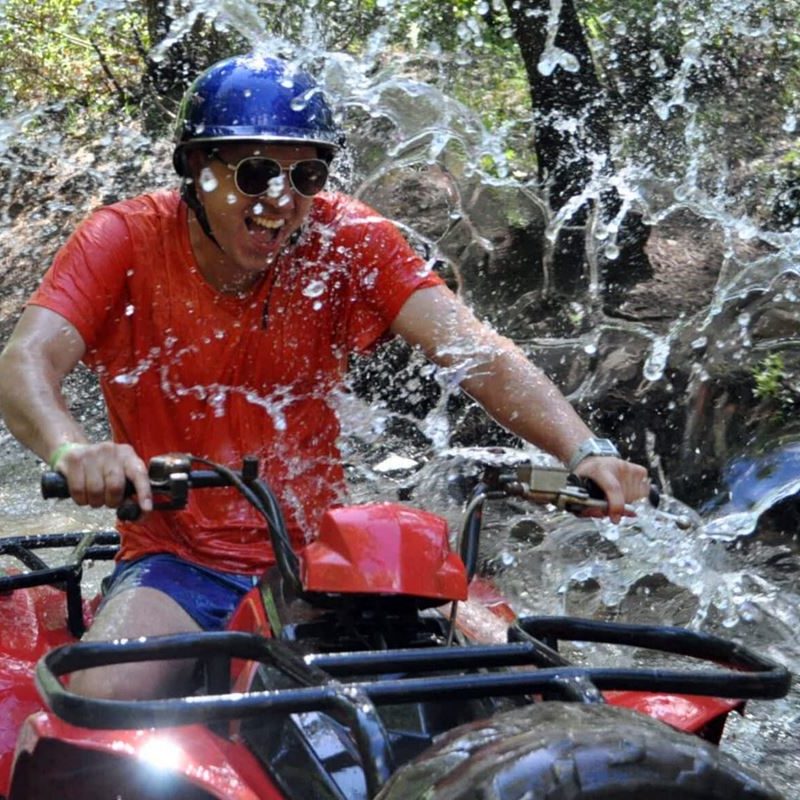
(192, 141, 320, 274)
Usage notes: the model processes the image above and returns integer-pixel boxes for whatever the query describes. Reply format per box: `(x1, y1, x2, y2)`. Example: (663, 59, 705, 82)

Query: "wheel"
(375, 702, 781, 800)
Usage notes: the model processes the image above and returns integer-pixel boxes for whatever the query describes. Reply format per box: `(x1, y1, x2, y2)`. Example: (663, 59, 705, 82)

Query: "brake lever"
(503, 466, 691, 529)
(115, 454, 193, 522)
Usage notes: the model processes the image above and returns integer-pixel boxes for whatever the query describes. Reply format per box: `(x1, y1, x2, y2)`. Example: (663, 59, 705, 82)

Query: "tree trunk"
(504, 0, 651, 298)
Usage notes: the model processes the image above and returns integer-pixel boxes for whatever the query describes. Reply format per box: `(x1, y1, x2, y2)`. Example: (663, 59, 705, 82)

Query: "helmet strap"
(180, 179, 222, 250)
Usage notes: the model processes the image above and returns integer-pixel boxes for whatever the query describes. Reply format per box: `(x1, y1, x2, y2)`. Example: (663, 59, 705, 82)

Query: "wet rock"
(610, 210, 724, 329)
(616, 572, 699, 626)
(564, 576, 604, 617)
(358, 166, 457, 243)
(508, 516, 546, 546)
(701, 594, 799, 649)
(580, 326, 654, 402)
(542, 521, 624, 562)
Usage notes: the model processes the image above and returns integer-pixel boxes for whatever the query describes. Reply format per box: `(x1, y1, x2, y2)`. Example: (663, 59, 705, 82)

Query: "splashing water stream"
(1, 0, 799, 794)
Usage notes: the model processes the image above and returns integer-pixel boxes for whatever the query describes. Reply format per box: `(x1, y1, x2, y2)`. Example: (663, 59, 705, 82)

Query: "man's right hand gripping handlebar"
(572, 455, 650, 523)
(48, 441, 153, 513)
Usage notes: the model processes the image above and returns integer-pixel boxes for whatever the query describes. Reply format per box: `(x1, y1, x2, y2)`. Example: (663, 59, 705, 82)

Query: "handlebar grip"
(41, 471, 71, 499)
(41, 471, 137, 500)
(581, 476, 661, 508)
(581, 477, 605, 500)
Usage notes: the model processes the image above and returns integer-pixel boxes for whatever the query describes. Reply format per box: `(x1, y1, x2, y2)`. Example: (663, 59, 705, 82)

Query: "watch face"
(591, 439, 618, 456)
(568, 438, 620, 471)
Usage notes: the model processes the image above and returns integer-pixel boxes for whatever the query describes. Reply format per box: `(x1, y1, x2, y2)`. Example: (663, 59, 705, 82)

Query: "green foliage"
(374, 0, 509, 50)
(752, 353, 798, 414)
(0, 0, 148, 118)
(753, 353, 785, 400)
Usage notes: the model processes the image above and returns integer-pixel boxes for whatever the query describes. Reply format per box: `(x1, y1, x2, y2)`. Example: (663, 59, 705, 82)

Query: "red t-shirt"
(30, 189, 441, 573)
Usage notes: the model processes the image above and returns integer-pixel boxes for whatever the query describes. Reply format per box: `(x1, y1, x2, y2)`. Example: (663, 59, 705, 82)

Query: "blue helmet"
(173, 54, 342, 176)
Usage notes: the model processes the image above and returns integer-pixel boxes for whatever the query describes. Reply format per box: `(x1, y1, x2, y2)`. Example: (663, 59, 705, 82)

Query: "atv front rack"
(36, 618, 790, 798)
(0, 531, 119, 638)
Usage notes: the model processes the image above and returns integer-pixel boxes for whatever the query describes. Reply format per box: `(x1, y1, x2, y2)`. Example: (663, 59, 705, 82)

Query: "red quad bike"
(0, 453, 791, 800)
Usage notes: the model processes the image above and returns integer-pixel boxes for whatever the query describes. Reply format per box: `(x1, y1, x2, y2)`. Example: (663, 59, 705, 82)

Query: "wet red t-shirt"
(30, 189, 441, 573)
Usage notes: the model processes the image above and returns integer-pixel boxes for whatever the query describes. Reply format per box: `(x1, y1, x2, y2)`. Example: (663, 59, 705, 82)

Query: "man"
(0, 54, 649, 699)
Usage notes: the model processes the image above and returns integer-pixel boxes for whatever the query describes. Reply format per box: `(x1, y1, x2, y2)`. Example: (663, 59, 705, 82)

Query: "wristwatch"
(566, 437, 620, 472)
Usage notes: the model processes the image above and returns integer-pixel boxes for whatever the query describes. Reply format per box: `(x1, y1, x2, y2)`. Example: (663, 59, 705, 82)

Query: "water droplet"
(199, 167, 218, 192)
(538, 47, 579, 76)
(125, 304, 135, 316)
(268, 175, 286, 198)
(674, 184, 691, 201)
(208, 390, 227, 417)
(500, 550, 516, 566)
(644, 336, 671, 382)
(303, 280, 326, 298)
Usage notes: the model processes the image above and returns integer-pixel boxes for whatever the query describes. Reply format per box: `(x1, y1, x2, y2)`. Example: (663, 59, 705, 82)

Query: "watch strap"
(566, 437, 620, 472)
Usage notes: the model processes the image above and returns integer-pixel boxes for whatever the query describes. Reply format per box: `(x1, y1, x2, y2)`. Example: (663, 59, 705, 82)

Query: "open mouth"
(245, 212, 286, 241)
(247, 215, 285, 233)
(245, 215, 286, 249)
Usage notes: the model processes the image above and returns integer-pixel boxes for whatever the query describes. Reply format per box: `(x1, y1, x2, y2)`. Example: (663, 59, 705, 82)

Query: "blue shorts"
(100, 553, 260, 631)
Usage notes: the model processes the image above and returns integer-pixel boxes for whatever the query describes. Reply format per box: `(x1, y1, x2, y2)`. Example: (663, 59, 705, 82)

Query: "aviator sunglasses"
(210, 151, 330, 198)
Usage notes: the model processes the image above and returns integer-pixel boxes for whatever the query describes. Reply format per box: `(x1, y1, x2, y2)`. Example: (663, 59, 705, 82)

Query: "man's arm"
(390, 284, 649, 521)
(0, 306, 152, 510)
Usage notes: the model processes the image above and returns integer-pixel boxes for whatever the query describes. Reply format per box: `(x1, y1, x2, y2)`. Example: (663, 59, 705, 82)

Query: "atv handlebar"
(42, 454, 671, 594)
(41, 456, 658, 515)
(40, 470, 228, 501)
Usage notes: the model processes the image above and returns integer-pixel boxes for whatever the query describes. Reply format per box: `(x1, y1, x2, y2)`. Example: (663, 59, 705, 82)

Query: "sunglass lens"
(291, 160, 329, 196)
(236, 158, 282, 196)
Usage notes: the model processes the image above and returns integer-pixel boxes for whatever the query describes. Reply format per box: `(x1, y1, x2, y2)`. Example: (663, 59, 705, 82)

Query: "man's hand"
(573, 456, 650, 523)
(51, 441, 152, 513)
